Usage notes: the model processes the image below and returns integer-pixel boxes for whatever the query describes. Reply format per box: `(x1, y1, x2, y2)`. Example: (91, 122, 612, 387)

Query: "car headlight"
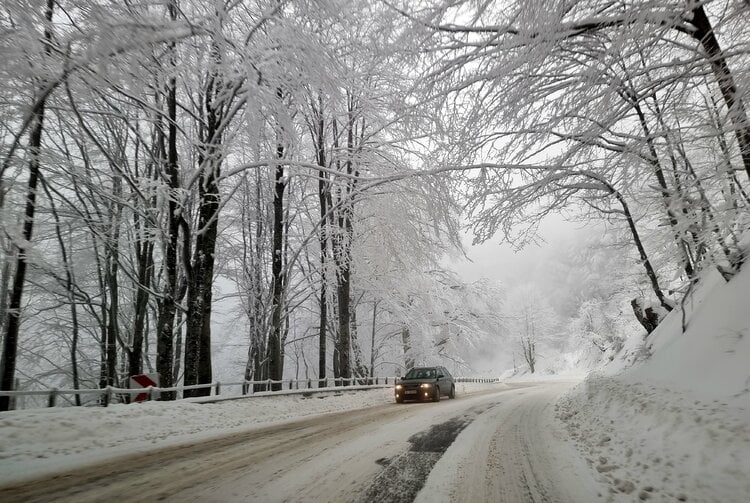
(395, 384, 403, 390)
(420, 383, 432, 388)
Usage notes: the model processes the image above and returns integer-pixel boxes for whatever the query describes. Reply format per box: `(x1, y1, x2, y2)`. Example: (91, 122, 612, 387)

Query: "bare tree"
(0, 0, 55, 411)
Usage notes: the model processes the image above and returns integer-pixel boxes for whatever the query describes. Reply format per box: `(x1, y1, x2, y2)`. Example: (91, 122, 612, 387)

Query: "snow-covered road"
(417, 380, 600, 502)
(1, 382, 599, 502)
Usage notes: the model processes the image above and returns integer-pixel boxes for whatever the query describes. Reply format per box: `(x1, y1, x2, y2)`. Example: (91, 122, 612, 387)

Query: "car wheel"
(433, 387, 441, 402)
(449, 385, 455, 399)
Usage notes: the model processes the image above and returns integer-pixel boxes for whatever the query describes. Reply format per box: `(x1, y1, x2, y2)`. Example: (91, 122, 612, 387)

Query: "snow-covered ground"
(0, 387, 389, 484)
(0, 381, 497, 486)
(2, 267, 749, 502)
(558, 264, 750, 502)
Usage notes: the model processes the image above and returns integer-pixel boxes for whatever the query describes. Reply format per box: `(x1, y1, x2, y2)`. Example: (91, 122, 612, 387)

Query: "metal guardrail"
(0, 376, 500, 410)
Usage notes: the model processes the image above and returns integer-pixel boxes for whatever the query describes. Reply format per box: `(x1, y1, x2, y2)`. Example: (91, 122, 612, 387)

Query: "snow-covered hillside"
(558, 265, 750, 501)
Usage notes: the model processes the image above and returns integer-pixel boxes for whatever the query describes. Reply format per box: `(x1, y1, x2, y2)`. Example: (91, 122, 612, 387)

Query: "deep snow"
(558, 264, 750, 502)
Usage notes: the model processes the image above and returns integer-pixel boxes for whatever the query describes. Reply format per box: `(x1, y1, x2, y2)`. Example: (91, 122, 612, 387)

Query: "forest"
(1, 0, 748, 409)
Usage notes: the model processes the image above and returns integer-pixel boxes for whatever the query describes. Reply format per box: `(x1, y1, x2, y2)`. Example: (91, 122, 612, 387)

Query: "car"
(394, 366, 455, 403)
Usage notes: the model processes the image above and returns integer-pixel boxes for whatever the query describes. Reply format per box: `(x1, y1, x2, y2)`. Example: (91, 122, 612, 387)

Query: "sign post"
(129, 373, 160, 402)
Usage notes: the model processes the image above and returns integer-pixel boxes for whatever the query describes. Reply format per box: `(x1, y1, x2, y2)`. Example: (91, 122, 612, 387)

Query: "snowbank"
(620, 268, 750, 404)
(559, 375, 749, 501)
(558, 265, 750, 501)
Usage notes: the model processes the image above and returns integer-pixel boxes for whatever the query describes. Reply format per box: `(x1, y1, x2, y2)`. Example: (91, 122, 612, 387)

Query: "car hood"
(397, 379, 438, 385)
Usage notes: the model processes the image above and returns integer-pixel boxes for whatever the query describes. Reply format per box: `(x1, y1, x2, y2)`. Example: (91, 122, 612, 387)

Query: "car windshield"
(404, 368, 436, 379)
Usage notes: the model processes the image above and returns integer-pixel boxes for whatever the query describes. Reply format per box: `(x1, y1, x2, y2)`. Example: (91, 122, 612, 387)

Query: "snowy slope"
(558, 265, 750, 502)
(620, 267, 750, 403)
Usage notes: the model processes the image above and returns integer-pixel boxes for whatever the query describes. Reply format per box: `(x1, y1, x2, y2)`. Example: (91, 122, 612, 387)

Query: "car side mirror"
(437, 374, 444, 379)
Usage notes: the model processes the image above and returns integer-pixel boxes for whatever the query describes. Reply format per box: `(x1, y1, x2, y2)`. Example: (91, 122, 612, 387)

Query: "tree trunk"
(401, 326, 414, 373)
(631, 298, 661, 334)
(101, 173, 123, 389)
(171, 279, 186, 386)
(611, 188, 672, 312)
(242, 189, 260, 385)
(268, 127, 286, 391)
(315, 94, 328, 388)
(130, 238, 154, 377)
(182, 167, 220, 397)
(155, 0, 180, 400)
(155, 149, 178, 399)
(0, 0, 54, 412)
(244, 169, 268, 392)
(521, 336, 536, 373)
(130, 159, 156, 378)
(336, 256, 352, 382)
(42, 180, 81, 405)
(102, 259, 119, 389)
(630, 97, 695, 279)
(332, 101, 360, 382)
(688, 4, 750, 181)
(369, 300, 378, 378)
(183, 59, 224, 397)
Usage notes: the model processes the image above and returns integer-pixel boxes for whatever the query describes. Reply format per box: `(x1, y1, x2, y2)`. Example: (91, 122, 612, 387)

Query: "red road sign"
(130, 373, 159, 402)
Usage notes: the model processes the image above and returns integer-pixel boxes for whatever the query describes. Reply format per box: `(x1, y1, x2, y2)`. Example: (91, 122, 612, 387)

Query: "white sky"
(450, 213, 596, 286)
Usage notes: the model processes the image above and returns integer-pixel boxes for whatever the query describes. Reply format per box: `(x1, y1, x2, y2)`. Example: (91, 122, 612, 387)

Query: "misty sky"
(451, 213, 597, 287)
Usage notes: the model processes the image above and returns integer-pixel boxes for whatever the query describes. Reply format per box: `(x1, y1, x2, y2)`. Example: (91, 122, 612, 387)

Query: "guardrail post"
(266, 379, 271, 392)
(104, 386, 112, 407)
(289, 380, 293, 390)
(147, 386, 154, 401)
(215, 382, 221, 395)
(307, 379, 311, 389)
(48, 388, 58, 408)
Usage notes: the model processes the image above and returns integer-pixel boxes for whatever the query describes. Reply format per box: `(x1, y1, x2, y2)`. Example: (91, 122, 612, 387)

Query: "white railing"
(0, 376, 500, 410)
